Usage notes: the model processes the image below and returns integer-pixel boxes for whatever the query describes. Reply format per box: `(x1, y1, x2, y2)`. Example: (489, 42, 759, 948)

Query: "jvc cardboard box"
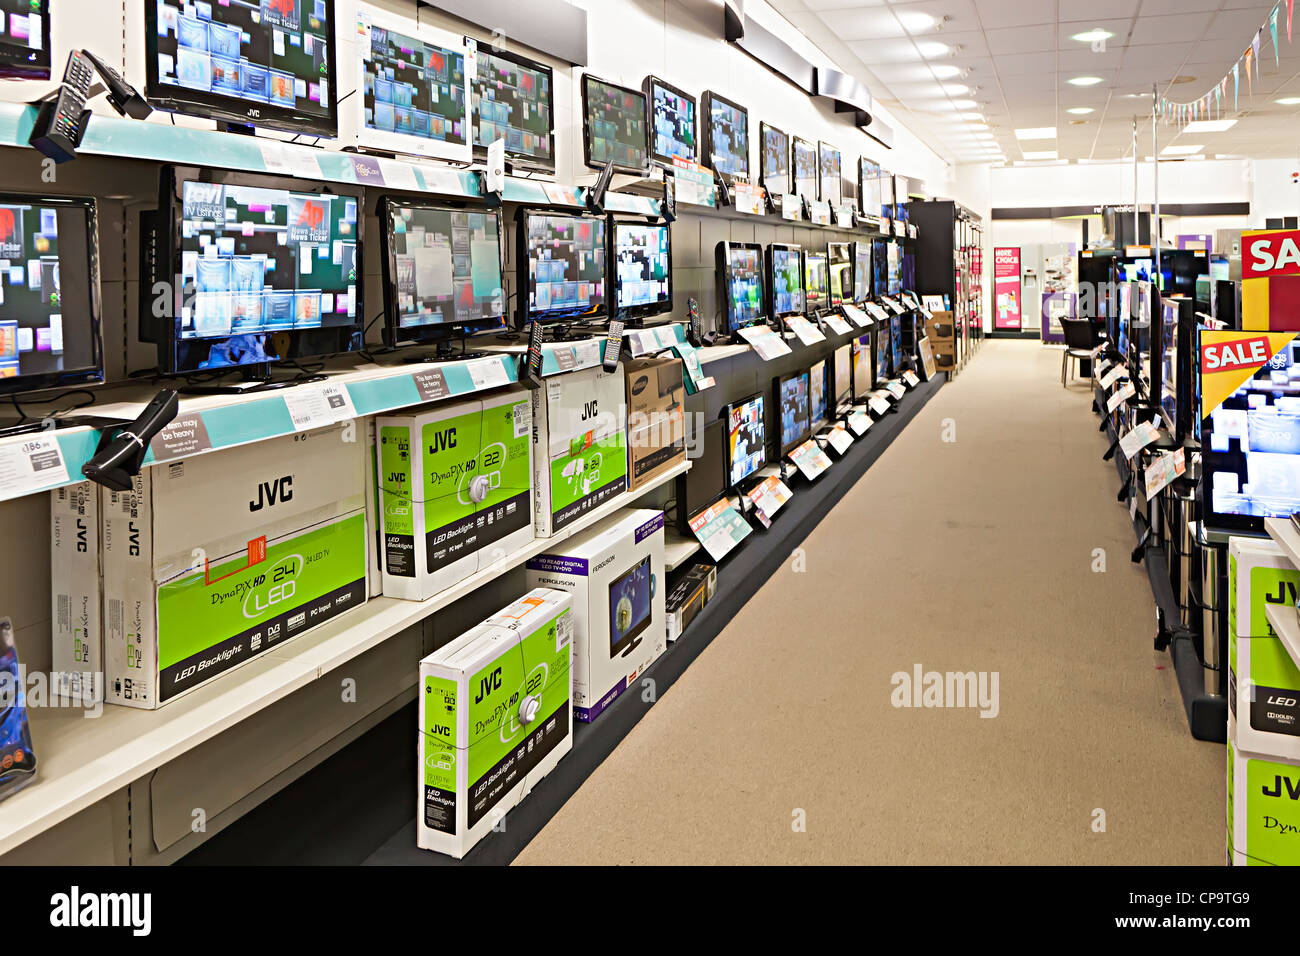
(50, 481, 102, 703)
(1229, 714, 1300, 865)
(418, 588, 573, 858)
(525, 509, 666, 721)
(532, 363, 628, 536)
(624, 356, 686, 492)
(376, 390, 533, 601)
(1228, 536, 1300, 760)
(102, 425, 368, 709)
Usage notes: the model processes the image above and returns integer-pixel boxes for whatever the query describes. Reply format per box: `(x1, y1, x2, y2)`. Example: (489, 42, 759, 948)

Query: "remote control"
(604, 319, 625, 372)
(30, 50, 97, 164)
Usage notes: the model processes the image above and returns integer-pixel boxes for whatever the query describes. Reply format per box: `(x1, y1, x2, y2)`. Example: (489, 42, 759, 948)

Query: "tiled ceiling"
(767, 0, 1300, 165)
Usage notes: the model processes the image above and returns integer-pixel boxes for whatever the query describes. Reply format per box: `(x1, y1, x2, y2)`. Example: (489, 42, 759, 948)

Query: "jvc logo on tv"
(476, 667, 502, 703)
(429, 428, 457, 453)
(250, 477, 293, 512)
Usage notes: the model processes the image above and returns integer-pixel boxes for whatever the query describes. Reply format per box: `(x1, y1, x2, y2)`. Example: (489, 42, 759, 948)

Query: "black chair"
(1059, 317, 1095, 386)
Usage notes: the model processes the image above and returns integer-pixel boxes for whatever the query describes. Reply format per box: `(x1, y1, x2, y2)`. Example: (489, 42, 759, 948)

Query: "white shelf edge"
(1265, 517, 1300, 571)
(664, 531, 702, 572)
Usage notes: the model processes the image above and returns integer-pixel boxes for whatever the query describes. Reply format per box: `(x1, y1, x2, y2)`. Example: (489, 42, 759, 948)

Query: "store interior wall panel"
(0, 789, 129, 865)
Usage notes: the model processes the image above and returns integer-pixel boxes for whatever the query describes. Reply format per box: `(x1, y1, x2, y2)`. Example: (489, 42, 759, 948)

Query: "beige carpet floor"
(515, 340, 1224, 865)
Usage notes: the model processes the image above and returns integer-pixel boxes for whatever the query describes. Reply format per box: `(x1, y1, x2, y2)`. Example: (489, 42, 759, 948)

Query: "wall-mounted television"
(519, 211, 608, 326)
(644, 75, 697, 167)
(834, 344, 852, 408)
(760, 122, 790, 195)
(818, 142, 842, 206)
(717, 241, 765, 332)
(612, 220, 672, 323)
(471, 42, 554, 172)
(0, 0, 49, 79)
(767, 243, 803, 319)
(803, 251, 828, 315)
(810, 359, 828, 432)
(792, 136, 817, 202)
(723, 392, 766, 487)
(775, 368, 810, 456)
(701, 90, 749, 182)
(582, 74, 649, 173)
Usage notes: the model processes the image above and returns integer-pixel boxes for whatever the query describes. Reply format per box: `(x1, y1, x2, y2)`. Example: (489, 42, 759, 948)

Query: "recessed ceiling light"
(965, 121, 989, 130)
(957, 111, 983, 120)
(942, 83, 969, 95)
(930, 64, 961, 79)
(1276, 96, 1300, 105)
(1068, 76, 1104, 86)
(1170, 75, 1196, 84)
(899, 11, 937, 33)
(1182, 119, 1237, 132)
(1067, 107, 1095, 115)
(917, 41, 950, 58)
(1022, 150, 1058, 160)
(947, 99, 978, 109)
(1015, 127, 1056, 139)
(1071, 29, 1114, 44)
(1161, 144, 1203, 155)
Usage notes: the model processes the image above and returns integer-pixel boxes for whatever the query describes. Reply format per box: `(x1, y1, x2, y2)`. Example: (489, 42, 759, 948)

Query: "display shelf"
(1265, 517, 1300, 572)
(682, 196, 914, 239)
(481, 324, 689, 377)
(664, 530, 702, 571)
(1267, 603, 1300, 674)
(0, 459, 690, 857)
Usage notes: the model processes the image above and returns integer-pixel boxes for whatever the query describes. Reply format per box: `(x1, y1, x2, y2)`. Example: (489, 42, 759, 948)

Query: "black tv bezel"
(802, 250, 829, 316)
(611, 217, 673, 323)
(853, 333, 874, 399)
(144, 0, 339, 138)
(766, 242, 803, 320)
(700, 89, 750, 182)
(774, 368, 811, 457)
(581, 73, 650, 175)
(833, 343, 853, 407)
(792, 136, 818, 201)
(875, 324, 891, 384)
(0, 0, 50, 79)
(608, 554, 654, 658)
(677, 417, 725, 534)
(471, 42, 557, 174)
(517, 207, 610, 328)
(851, 241, 872, 302)
(378, 196, 506, 349)
(809, 358, 828, 432)
(827, 241, 851, 308)
(722, 390, 767, 488)
(643, 74, 698, 168)
(818, 141, 842, 207)
(0, 193, 103, 396)
(153, 164, 365, 375)
(717, 240, 767, 333)
(759, 121, 791, 196)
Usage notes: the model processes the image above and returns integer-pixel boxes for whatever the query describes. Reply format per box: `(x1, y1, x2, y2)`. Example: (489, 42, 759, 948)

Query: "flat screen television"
(379, 199, 504, 348)
(147, 0, 337, 137)
(723, 392, 766, 487)
(792, 137, 817, 202)
(852, 242, 871, 302)
(471, 43, 554, 173)
(520, 211, 607, 326)
(893, 174, 910, 221)
(701, 90, 749, 182)
(827, 241, 851, 308)
(717, 241, 765, 332)
(644, 75, 696, 167)
(612, 220, 672, 322)
(146, 166, 362, 375)
(858, 158, 884, 218)
(853, 333, 874, 398)
(803, 251, 829, 315)
(1201, 335, 1300, 533)
(0, 194, 102, 394)
(875, 323, 891, 383)
(767, 243, 803, 319)
(0, 0, 48, 79)
(872, 238, 889, 296)
(775, 368, 810, 455)
(810, 359, 827, 431)
(760, 122, 790, 195)
(676, 417, 724, 532)
(818, 142, 841, 206)
(1159, 296, 1179, 435)
(834, 344, 852, 408)
(890, 314, 903, 373)
(582, 74, 649, 173)
(886, 241, 902, 295)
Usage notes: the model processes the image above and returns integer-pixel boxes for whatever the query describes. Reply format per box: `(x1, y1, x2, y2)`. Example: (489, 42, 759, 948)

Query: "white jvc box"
(50, 481, 102, 704)
(102, 424, 369, 709)
(525, 509, 666, 721)
(418, 588, 573, 858)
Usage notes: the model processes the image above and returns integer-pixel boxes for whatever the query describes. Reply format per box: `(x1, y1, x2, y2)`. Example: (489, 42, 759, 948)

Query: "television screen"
(810, 360, 827, 431)
(875, 324, 890, 383)
(161, 169, 361, 373)
(761, 122, 790, 194)
(678, 418, 725, 530)
(718, 241, 764, 331)
(1160, 298, 1179, 433)
(777, 369, 810, 454)
(769, 244, 803, 318)
(793, 137, 817, 201)
(891, 314, 903, 372)
(818, 142, 842, 207)
(381, 200, 503, 345)
(887, 241, 901, 295)
(523, 212, 607, 323)
(0, 0, 48, 79)
(609, 555, 653, 655)
(725, 393, 766, 487)
(872, 238, 888, 296)
(646, 76, 696, 166)
(854, 334, 873, 397)
(828, 242, 851, 307)
(613, 221, 671, 319)
(148, 0, 336, 136)
(804, 252, 828, 314)
(894, 175, 910, 220)
(582, 75, 648, 172)
(859, 158, 884, 218)
(853, 243, 871, 301)
(703, 91, 748, 180)
(834, 344, 852, 407)
(0, 195, 101, 393)
(472, 45, 554, 171)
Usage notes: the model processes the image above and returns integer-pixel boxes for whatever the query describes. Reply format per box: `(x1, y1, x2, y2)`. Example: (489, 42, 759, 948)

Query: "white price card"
(885, 381, 907, 400)
(1099, 365, 1127, 390)
(789, 438, 833, 481)
(809, 200, 832, 225)
(780, 194, 801, 221)
(827, 425, 854, 455)
(736, 324, 793, 360)
(732, 181, 765, 216)
(903, 370, 920, 388)
(1107, 381, 1135, 413)
(841, 304, 873, 328)
(864, 302, 890, 323)
(0, 434, 69, 495)
(688, 498, 753, 561)
(1145, 447, 1186, 500)
(467, 357, 511, 390)
(822, 314, 853, 336)
(1119, 420, 1160, 460)
(1094, 358, 1111, 380)
(785, 315, 826, 346)
(1090, 343, 1107, 359)
(847, 411, 873, 436)
(283, 382, 357, 432)
(746, 474, 792, 528)
(869, 396, 893, 417)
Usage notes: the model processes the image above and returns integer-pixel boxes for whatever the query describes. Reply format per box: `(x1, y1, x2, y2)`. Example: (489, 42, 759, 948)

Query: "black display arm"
(81, 50, 152, 120)
(587, 161, 618, 214)
(81, 389, 179, 492)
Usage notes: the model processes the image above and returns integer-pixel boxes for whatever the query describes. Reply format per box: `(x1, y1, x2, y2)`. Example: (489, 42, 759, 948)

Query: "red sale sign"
(1243, 229, 1300, 279)
(1200, 335, 1275, 373)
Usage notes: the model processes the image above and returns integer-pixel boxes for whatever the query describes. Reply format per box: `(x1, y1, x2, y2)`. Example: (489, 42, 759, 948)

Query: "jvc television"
(723, 392, 766, 487)
(147, 0, 337, 137)
(803, 251, 829, 315)
(760, 122, 790, 195)
(834, 344, 852, 408)
(472, 43, 555, 173)
(716, 241, 765, 333)
(852, 242, 871, 302)
(818, 142, 842, 206)
(767, 243, 803, 319)
(582, 74, 649, 173)
(792, 137, 817, 202)
(612, 221, 672, 323)
(1201, 335, 1300, 533)
(0, 0, 49, 79)
(809, 360, 828, 431)
(701, 90, 749, 182)
(609, 555, 653, 657)
(145, 166, 363, 375)
(520, 211, 607, 326)
(775, 368, 810, 456)
(644, 75, 697, 167)
(853, 334, 873, 398)
(0, 195, 103, 396)
(379, 199, 504, 349)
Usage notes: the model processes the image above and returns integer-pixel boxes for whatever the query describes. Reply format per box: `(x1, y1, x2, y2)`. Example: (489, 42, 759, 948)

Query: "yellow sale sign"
(1200, 329, 1298, 419)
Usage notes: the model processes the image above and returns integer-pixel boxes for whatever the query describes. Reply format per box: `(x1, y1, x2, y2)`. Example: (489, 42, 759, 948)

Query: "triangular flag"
(1253, 29, 1262, 72)
(1289, 0, 1294, 43)
(1272, 7, 1281, 66)
(1246, 47, 1254, 94)
(1201, 331, 1300, 419)
(1234, 61, 1240, 109)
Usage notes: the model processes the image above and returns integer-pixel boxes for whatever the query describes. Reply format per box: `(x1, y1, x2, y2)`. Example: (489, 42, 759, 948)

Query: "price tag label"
(1145, 447, 1186, 500)
(688, 498, 753, 561)
(864, 302, 890, 323)
(785, 315, 826, 346)
(828, 425, 854, 455)
(789, 439, 833, 480)
(732, 181, 765, 216)
(885, 382, 907, 400)
(0, 435, 69, 495)
(736, 324, 793, 360)
(847, 412, 872, 436)
(747, 475, 792, 528)
(1107, 381, 1136, 413)
(869, 396, 892, 417)
(283, 382, 357, 432)
(467, 357, 511, 390)
(822, 314, 853, 336)
(1099, 365, 1126, 389)
(1120, 420, 1160, 460)
(903, 371, 920, 388)
(542, 183, 582, 206)
(841, 304, 872, 328)
(809, 200, 832, 225)
(780, 194, 801, 221)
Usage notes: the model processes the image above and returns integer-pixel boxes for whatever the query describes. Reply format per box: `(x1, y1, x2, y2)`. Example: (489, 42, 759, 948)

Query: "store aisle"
(514, 340, 1222, 866)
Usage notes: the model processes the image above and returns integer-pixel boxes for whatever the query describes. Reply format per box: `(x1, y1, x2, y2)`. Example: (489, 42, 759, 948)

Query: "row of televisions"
(0, 2, 910, 216)
(677, 329, 905, 529)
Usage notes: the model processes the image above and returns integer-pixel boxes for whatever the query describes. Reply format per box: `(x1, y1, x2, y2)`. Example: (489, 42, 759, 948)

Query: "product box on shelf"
(624, 356, 687, 492)
(1228, 536, 1300, 760)
(665, 561, 717, 642)
(525, 509, 667, 721)
(0, 618, 36, 802)
(1228, 714, 1300, 865)
(532, 363, 628, 536)
(50, 480, 102, 703)
(102, 424, 369, 709)
(376, 390, 534, 602)
(417, 588, 573, 859)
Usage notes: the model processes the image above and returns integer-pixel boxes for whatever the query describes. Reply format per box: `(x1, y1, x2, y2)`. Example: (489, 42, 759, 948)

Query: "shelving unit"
(909, 199, 986, 371)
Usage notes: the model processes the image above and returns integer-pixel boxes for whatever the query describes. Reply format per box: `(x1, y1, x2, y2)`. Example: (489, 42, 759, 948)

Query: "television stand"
(178, 364, 327, 396)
